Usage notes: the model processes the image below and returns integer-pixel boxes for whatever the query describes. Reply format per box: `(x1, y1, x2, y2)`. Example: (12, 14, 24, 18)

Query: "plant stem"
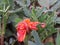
(0, 15, 4, 45)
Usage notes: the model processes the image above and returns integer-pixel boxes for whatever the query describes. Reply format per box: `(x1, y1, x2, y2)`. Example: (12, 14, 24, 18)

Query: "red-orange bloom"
(16, 18, 39, 42)
(23, 18, 39, 30)
(17, 30, 26, 42)
(28, 22, 39, 30)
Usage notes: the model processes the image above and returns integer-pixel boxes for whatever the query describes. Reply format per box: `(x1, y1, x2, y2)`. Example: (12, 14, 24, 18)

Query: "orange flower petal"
(23, 18, 30, 24)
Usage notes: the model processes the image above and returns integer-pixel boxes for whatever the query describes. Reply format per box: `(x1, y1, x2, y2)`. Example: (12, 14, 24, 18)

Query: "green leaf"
(0, 0, 13, 11)
(56, 32, 60, 45)
(8, 14, 17, 22)
(28, 41, 36, 45)
(15, 0, 26, 7)
(55, 17, 60, 24)
(49, 0, 57, 5)
(14, 18, 22, 24)
(45, 42, 54, 45)
(36, 7, 47, 18)
(38, 12, 48, 22)
(23, 7, 31, 17)
(31, 30, 44, 45)
(31, 8, 38, 21)
(38, 0, 58, 8)
(51, 1, 60, 11)
(8, 0, 14, 9)
(38, 0, 49, 8)
(26, 0, 30, 6)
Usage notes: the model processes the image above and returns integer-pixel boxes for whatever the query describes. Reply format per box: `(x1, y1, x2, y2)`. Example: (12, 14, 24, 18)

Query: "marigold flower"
(16, 18, 39, 42)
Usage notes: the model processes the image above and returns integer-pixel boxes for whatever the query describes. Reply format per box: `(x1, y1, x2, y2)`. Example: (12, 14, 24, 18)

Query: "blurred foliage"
(0, 0, 60, 45)
(56, 30, 60, 45)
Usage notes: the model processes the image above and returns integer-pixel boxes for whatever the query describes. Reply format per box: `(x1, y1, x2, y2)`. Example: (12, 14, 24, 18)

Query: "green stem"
(0, 5, 10, 45)
(0, 15, 5, 45)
